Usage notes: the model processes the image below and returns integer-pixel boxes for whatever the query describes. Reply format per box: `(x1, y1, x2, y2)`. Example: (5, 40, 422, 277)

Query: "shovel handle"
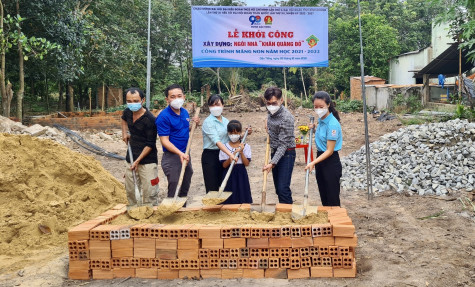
(174, 107, 200, 201)
(302, 116, 315, 215)
(261, 134, 271, 210)
(128, 142, 142, 205)
(218, 126, 251, 194)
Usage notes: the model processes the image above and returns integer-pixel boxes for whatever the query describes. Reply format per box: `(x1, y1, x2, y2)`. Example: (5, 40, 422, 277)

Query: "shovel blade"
(250, 203, 276, 213)
(157, 197, 188, 216)
(291, 205, 319, 220)
(202, 191, 232, 205)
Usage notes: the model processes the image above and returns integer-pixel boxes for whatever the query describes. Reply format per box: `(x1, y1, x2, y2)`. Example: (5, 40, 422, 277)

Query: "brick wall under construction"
(68, 204, 357, 280)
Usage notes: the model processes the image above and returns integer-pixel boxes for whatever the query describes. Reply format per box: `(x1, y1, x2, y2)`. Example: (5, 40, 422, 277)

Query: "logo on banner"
(249, 15, 261, 25)
(306, 35, 319, 48)
(264, 15, 273, 25)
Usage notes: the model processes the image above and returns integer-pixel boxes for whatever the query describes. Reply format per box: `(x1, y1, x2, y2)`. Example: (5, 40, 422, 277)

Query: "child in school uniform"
(218, 120, 253, 204)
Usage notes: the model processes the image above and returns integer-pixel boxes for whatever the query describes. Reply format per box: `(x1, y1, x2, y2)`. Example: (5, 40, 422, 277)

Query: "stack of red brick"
(68, 204, 357, 280)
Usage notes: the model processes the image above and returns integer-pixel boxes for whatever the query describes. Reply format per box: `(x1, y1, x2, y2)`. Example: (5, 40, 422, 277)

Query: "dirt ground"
(1, 110, 474, 287)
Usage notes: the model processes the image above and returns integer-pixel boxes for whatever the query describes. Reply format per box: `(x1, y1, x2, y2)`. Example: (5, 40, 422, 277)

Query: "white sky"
(242, 0, 279, 6)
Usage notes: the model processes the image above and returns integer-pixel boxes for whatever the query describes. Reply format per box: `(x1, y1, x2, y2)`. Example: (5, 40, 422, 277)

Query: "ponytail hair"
(312, 91, 340, 122)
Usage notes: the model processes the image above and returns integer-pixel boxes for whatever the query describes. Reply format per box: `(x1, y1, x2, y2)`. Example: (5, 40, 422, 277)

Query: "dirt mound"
(0, 133, 126, 259)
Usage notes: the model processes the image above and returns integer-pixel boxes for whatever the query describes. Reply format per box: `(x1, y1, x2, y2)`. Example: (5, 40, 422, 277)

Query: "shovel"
(158, 107, 201, 215)
(250, 134, 276, 213)
(202, 126, 250, 205)
(127, 141, 153, 220)
(292, 116, 318, 220)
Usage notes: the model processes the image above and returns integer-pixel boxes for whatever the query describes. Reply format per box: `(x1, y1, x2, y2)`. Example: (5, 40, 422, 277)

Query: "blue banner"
(192, 6, 328, 68)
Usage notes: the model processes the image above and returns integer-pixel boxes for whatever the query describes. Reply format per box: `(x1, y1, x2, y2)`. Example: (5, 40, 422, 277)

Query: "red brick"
(135, 268, 157, 279)
(332, 224, 355, 237)
(68, 269, 91, 280)
(89, 240, 111, 260)
(179, 269, 200, 279)
(265, 268, 287, 279)
(243, 269, 265, 278)
(287, 268, 310, 279)
(275, 203, 293, 212)
(92, 269, 113, 279)
(156, 249, 177, 260)
(313, 236, 335, 247)
(199, 226, 221, 238)
(177, 248, 199, 259)
(134, 238, 156, 258)
(111, 239, 133, 258)
(221, 269, 243, 279)
(269, 237, 292, 247)
(335, 234, 358, 247)
(221, 204, 241, 211)
(311, 266, 333, 277)
(223, 238, 246, 249)
(158, 269, 179, 280)
(156, 239, 177, 249)
(201, 238, 223, 249)
(200, 269, 222, 279)
(291, 237, 313, 248)
(333, 261, 356, 277)
(239, 204, 251, 211)
(69, 260, 90, 271)
(112, 268, 135, 278)
(247, 238, 269, 248)
(178, 238, 199, 249)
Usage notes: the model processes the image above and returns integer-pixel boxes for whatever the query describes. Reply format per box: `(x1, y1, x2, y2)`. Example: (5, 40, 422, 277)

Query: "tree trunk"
(58, 82, 63, 111)
(16, 0, 24, 121)
(0, 0, 8, 116)
(45, 73, 49, 113)
(300, 67, 307, 100)
(313, 67, 318, 94)
(67, 84, 74, 111)
(101, 82, 105, 111)
(187, 57, 192, 96)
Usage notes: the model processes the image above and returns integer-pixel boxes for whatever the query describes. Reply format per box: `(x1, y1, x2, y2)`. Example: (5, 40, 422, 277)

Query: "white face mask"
(170, 98, 184, 110)
(209, 106, 223, 117)
(229, 134, 241, 143)
(267, 105, 280, 115)
(315, 108, 328, 118)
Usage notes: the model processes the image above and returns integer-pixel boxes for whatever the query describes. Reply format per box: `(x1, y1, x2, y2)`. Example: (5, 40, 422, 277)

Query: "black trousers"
(201, 149, 224, 193)
(315, 151, 342, 206)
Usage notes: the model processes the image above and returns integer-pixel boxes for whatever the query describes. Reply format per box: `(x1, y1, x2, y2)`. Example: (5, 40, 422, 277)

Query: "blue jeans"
(271, 149, 295, 204)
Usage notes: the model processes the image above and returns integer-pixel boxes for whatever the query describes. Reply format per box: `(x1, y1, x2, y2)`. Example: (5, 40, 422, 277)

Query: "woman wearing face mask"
(201, 94, 235, 193)
(305, 91, 343, 206)
(218, 120, 252, 204)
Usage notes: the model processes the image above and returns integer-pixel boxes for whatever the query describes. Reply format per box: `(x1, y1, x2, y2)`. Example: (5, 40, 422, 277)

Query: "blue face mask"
(127, 102, 143, 112)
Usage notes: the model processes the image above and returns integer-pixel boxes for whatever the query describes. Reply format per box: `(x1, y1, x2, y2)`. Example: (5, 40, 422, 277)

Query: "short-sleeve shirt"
(202, 115, 230, 150)
(121, 108, 158, 164)
(315, 112, 342, 152)
(155, 106, 190, 153)
(219, 143, 252, 163)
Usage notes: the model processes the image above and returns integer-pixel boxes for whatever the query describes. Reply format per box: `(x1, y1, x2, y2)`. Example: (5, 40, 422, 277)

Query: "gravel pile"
(341, 119, 475, 195)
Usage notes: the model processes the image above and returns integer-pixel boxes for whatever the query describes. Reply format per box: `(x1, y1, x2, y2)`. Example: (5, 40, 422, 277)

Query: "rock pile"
(341, 119, 475, 196)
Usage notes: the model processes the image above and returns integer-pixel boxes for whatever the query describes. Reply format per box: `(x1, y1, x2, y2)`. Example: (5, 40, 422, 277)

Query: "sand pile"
(0, 133, 126, 257)
(112, 210, 328, 226)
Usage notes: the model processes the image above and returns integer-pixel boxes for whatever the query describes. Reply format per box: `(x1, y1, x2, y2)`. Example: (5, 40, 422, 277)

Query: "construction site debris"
(341, 119, 475, 195)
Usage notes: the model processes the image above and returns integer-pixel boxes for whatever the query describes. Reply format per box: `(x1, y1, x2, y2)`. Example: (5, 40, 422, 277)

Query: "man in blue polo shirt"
(156, 84, 199, 200)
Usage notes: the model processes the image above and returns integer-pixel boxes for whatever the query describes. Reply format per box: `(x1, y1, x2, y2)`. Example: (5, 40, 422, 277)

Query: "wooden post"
(88, 88, 92, 116)
(458, 46, 462, 101)
(101, 82, 105, 111)
(422, 74, 430, 107)
(283, 68, 287, 108)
